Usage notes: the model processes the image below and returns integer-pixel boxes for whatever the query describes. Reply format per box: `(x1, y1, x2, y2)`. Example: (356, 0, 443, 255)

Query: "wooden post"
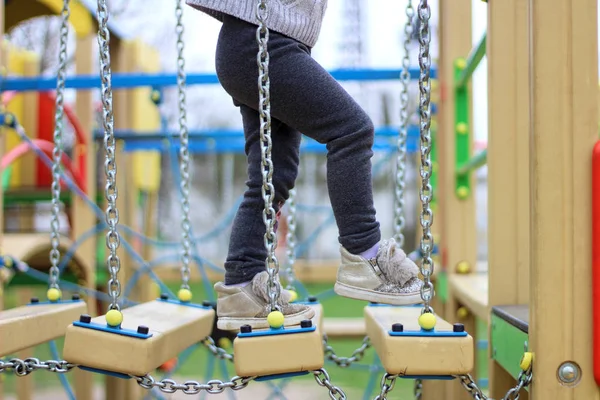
(432, 1, 474, 400)
(486, 0, 530, 397)
(528, 0, 599, 398)
(71, 31, 98, 400)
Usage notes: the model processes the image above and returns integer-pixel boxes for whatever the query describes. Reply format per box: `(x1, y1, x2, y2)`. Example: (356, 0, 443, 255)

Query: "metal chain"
(48, 0, 71, 291)
(456, 368, 533, 400)
(373, 373, 398, 400)
(201, 337, 234, 362)
(97, 0, 121, 311)
(256, 0, 281, 311)
(0, 358, 75, 376)
(284, 188, 297, 290)
(312, 368, 347, 399)
(175, 0, 192, 291)
(394, 0, 414, 248)
(414, 377, 423, 399)
(132, 374, 255, 395)
(323, 335, 370, 368)
(416, 0, 434, 313)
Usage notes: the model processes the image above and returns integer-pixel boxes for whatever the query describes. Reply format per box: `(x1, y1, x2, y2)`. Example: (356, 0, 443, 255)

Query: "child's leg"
(224, 104, 301, 285)
(216, 15, 422, 307)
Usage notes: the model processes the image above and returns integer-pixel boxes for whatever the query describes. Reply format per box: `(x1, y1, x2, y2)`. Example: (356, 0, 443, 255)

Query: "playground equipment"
(1, 0, 599, 399)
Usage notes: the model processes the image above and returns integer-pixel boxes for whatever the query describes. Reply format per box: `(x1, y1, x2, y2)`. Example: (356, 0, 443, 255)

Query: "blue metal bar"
(0, 68, 437, 92)
(94, 126, 420, 140)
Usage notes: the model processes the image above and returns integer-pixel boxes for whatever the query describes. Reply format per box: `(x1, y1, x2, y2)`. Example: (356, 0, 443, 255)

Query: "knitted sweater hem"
(186, 0, 324, 48)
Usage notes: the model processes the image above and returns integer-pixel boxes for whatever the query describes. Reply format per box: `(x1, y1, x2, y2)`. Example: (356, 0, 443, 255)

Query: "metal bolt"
(30, 297, 39, 304)
(160, 293, 168, 300)
(79, 314, 92, 323)
(308, 296, 317, 303)
(72, 294, 80, 301)
(558, 362, 580, 385)
(301, 320, 312, 328)
(240, 325, 252, 334)
(137, 326, 150, 335)
(202, 300, 212, 308)
(392, 323, 404, 332)
(453, 323, 465, 333)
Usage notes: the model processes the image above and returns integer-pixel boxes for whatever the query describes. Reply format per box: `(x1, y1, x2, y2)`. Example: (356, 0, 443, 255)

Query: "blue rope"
(48, 340, 76, 400)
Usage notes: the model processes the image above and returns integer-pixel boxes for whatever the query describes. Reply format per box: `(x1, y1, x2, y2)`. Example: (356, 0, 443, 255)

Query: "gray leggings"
(216, 15, 380, 284)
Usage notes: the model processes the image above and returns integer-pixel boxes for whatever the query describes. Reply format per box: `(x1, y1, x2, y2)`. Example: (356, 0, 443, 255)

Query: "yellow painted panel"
(37, 0, 93, 37)
(128, 40, 162, 193)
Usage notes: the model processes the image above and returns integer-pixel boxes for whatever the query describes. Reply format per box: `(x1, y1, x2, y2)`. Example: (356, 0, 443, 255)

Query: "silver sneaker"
(215, 271, 315, 331)
(334, 238, 424, 305)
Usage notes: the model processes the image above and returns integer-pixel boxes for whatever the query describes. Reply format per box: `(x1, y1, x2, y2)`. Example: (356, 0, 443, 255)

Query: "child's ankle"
(359, 243, 379, 260)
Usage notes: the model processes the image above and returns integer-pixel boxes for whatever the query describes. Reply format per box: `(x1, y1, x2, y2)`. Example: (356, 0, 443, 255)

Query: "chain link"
(133, 374, 255, 395)
(414, 377, 423, 399)
(284, 188, 297, 290)
(394, 0, 414, 248)
(323, 335, 370, 368)
(312, 368, 347, 399)
(97, 0, 121, 311)
(0, 358, 75, 376)
(255, 0, 281, 311)
(201, 336, 234, 362)
(374, 373, 398, 400)
(175, 0, 192, 291)
(416, 0, 434, 313)
(456, 368, 533, 400)
(48, 0, 71, 291)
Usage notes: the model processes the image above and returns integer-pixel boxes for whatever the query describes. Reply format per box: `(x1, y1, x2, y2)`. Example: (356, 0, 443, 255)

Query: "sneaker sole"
(334, 282, 424, 306)
(217, 307, 316, 331)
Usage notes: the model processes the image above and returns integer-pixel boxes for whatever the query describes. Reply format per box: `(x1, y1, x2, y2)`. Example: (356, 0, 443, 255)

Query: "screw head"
(240, 325, 252, 334)
(453, 323, 465, 333)
(202, 300, 211, 307)
(557, 362, 580, 385)
(301, 320, 312, 328)
(308, 296, 317, 303)
(137, 326, 150, 335)
(30, 297, 39, 304)
(79, 314, 92, 323)
(392, 323, 404, 332)
(160, 293, 168, 300)
(72, 294, 81, 301)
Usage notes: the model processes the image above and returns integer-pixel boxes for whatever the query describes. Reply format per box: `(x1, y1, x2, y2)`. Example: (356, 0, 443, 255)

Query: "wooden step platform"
(63, 299, 215, 377)
(448, 272, 489, 320)
(365, 305, 474, 376)
(492, 305, 529, 333)
(0, 299, 87, 356)
(233, 302, 324, 378)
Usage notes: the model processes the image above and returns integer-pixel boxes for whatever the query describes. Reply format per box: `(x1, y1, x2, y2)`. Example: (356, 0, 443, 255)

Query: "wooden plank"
(323, 318, 365, 338)
(233, 303, 324, 377)
(63, 300, 215, 376)
(0, 300, 87, 356)
(492, 305, 528, 333)
(529, 0, 598, 398)
(448, 273, 488, 321)
(365, 305, 474, 376)
(486, 0, 531, 396)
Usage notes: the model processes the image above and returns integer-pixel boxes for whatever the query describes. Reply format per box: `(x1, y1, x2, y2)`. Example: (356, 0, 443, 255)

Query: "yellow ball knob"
(457, 307, 469, 320)
(520, 352, 533, 370)
(47, 288, 61, 302)
(178, 288, 192, 303)
(106, 309, 123, 327)
(455, 58, 467, 70)
(288, 290, 298, 303)
(267, 311, 285, 329)
(456, 261, 471, 274)
(218, 337, 232, 349)
(457, 186, 470, 199)
(151, 90, 161, 103)
(419, 312, 437, 331)
(456, 122, 469, 135)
